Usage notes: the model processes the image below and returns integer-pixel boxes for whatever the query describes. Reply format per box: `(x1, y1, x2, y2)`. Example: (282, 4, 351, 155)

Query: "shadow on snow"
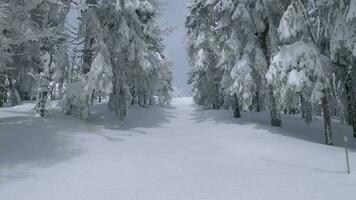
(189, 106, 356, 151)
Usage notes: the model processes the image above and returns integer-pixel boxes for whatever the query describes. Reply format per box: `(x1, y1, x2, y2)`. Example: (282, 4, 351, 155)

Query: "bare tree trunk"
(321, 90, 333, 145)
(270, 86, 281, 126)
(232, 93, 241, 118)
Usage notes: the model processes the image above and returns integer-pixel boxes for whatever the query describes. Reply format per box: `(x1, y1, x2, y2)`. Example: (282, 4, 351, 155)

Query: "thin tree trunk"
(270, 86, 281, 126)
(345, 80, 353, 126)
(305, 101, 313, 124)
(321, 90, 333, 145)
(118, 86, 127, 121)
(98, 90, 102, 102)
(232, 93, 241, 118)
(351, 61, 356, 138)
(300, 94, 312, 124)
(0, 73, 5, 107)
(300, 94, 306, 119)
(255, 91, 261, 112)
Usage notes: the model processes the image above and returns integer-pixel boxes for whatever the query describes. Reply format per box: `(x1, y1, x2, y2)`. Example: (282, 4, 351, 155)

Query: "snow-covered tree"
(186, 0, 356, 143)
(186, 0, 224, 110)
(63, 0, 172, 120)
(186, 0, 281, 120)
(0, 0, 70, 114)
(0, 1, 10, 107)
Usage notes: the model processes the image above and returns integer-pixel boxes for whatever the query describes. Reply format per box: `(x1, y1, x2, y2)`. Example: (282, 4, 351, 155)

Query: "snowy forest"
(0, 0, 173, 120)
(1, 0, 356, 199)
(186, 0, 356, 145)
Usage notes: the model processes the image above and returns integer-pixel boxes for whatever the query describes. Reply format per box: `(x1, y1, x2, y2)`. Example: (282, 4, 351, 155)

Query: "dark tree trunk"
(300, 94, 312, 124)
(270, 86, 281, 127)
(305, 101, 313, 124)
(98, 90, 102, 103)
(255, 91, 261, 112)
(300, 94, 306, 119)
(0, 73, 5, 107)
(351, 60, 356, 138)
(50, 86, 55, 100)
(232, 93, 241, 118)
(321, 90, 333, 145)
(345, 80, 353, 126)
(131, 87, 136, 105)
(81, 0, 97, 74)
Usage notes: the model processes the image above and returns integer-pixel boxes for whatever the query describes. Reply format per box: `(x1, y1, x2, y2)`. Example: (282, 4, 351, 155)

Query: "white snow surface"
(0, 97, 355, 200)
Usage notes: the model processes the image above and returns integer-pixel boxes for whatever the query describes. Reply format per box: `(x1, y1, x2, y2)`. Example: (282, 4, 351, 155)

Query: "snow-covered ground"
(0, 97, 355, 200)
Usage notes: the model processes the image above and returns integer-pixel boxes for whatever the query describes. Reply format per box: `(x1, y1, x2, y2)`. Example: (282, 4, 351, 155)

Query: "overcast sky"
(159, 0, 190, 94)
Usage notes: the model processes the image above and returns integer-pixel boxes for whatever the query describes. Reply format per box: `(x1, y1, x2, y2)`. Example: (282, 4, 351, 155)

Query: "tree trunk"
(269, 86, 281, 126)
(109, 84, 128, 121)
(98, 90, 102, 102)
(38, 85, 48, 117)
(81, 0, 96, 74)
(255, 91, 261, 112)
(0, 73, 6, 107)
(8, 78, 21, 106)
(118, 87, 127, 121)
(305, 101, 313, 124)
(37, 51, 53, 117)
(300, 94, 312, 124)
(109, 50, 128, 121)
(351, 60, 356, 138)
(300, 94, 306, 119)
(232, 93, 241, 118)
(91, 90, 95, 105)
(58, 81, 64, 100)
(50, 85, 55, 100)
(321, 90, 333, 145)
(345, 80, 353, 126)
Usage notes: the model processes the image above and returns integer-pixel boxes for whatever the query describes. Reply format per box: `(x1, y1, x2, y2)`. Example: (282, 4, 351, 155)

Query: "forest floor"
(0, 97, 356, 200)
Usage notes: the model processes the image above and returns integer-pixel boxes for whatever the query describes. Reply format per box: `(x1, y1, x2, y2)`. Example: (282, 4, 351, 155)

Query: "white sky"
(159, 0, 190, 94)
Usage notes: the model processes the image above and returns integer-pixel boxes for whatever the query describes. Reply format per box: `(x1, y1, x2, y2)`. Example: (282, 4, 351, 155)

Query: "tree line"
(186, 0, 356, 145)
(0, 0, 172, 120)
